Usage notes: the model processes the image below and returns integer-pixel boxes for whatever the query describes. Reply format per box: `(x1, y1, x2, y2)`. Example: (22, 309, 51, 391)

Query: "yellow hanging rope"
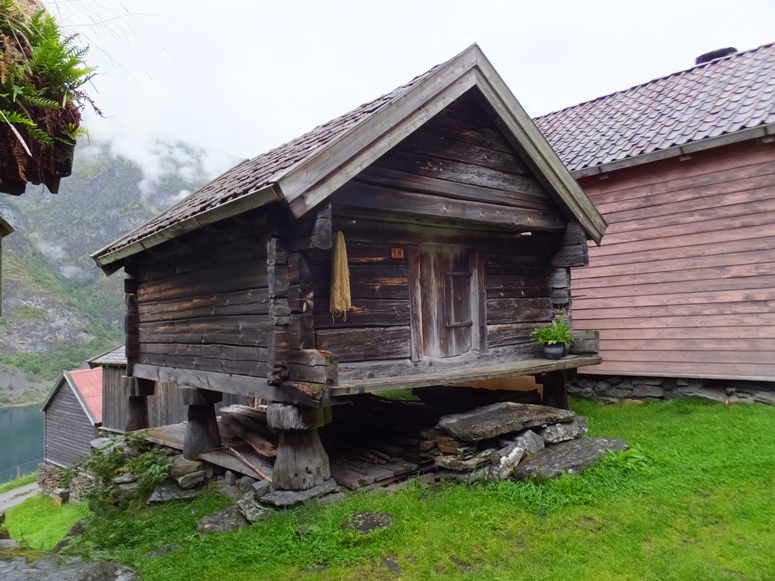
(330, 231, 352, 318)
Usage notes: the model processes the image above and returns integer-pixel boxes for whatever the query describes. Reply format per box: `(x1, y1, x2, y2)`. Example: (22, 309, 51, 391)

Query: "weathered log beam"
(182, 387, 223, 460)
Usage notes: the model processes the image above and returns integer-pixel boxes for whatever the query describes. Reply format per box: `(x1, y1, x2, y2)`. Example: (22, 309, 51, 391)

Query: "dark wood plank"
(486, 297, 553, 325)
(354, 166, 554, 211)
(486, 275, 552, 298)
(137, 289, 270, 322)
(373, 150, 549, 198)
(139, 316, 273, 347)
(407, 245, 423, 362)
(334, 182, 565, 231)
(486, 323, 536, 348)
(315, 326, 411, 362)
(313, 299, 410, 328)
(313, 264, 410, 300)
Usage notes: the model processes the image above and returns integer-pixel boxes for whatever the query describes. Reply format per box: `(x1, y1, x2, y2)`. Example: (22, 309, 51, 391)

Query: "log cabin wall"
(44, 381, 97, 467)
(132, 211, 275, 380)
(574, 137, 775, 381)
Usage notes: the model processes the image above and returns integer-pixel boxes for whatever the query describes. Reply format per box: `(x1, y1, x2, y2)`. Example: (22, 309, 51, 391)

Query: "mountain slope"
(0, 138, 239, 395)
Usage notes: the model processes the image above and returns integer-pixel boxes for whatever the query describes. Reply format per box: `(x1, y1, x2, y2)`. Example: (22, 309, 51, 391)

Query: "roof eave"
(280, 45, 481, 218)
(470, 51, 607, 244)
(91, 184, 282, 272)
(571, 122, 775, 179)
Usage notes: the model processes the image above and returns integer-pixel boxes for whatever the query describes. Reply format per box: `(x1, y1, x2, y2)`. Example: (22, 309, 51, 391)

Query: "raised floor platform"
(329, 355, 602, 397)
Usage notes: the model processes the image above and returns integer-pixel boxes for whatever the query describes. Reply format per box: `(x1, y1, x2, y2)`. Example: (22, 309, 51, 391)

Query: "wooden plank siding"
(574, 138, 775, 380)
(44, 381, 97, 467)
(134, 214, 274, 379)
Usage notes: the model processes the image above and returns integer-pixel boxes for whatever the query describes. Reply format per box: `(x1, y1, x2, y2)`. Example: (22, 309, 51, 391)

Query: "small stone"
(113, 482, 139, 502)
(434, 449, 496, 472)
(381, 558, 401, 574)
(515, 437, 628, 481)
(0, 539, 18, 549)
(197, 505, 248, 534)
(238, 476, 257, 492)
(170, 455, 203, 480)
(177, 470, 206, 490)
(0, 527, 9, 540)
(224, 470, 238, 486)
(632, 384, 665, 399)
(606, 376, 622, 385)
(113, 472, 136, 485)
(539, 417, 588, 444)
(676, 379, 689, 387)
(261, 479, 337, 508)
(483, 441, 525, 481)
(502, 429, 545, 456)
(251, 479, 271, 499)
(90, 437, 111, 450)
(341, 512, 394, 535)
(145, 544, 182, 559)
(237, 493, 272, 524)
(147, 484, 197, 504)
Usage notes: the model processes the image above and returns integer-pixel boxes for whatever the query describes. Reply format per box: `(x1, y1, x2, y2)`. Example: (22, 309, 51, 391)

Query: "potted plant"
(530, 319, 573, 360)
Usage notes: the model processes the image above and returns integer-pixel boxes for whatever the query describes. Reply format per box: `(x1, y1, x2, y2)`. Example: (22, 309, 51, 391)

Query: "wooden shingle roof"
(92, 45, 606, 271)
(535, 42, 775, 176)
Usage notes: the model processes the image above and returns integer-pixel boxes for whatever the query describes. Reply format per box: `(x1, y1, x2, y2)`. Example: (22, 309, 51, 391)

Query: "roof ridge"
(536, 41, 775, 121)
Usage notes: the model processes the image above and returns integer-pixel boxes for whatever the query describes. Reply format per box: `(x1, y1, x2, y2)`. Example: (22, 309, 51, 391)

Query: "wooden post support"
(181, 387, 223, 460)
(538, 370, 572, 410)
(269, 403, 332, 491)
(122, 376, 155, 432)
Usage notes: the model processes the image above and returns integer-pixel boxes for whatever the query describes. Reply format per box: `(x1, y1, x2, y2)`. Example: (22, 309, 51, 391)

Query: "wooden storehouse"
(536, 42, 775, 383)
(91, 45, 606, 490)
(89, 345, 243, 433)
(42, 367, 102, 467)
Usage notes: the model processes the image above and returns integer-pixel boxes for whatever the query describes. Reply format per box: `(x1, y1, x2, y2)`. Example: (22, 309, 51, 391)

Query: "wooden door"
(419, 244, 473, 358)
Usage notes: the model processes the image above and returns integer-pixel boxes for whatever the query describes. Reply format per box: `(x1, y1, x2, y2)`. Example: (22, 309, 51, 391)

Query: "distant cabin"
(91, 45, 607, 491)
(537, 42, 775, 385)
(42, 368, 102, 467)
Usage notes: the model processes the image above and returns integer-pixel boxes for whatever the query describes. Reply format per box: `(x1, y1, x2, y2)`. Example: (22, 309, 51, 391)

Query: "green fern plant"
(530, 319, 574, 347)
(0, 0, 95, 186)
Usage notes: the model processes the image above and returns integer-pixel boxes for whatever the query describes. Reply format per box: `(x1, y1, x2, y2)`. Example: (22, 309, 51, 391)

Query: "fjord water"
(0, 404, 44, 483)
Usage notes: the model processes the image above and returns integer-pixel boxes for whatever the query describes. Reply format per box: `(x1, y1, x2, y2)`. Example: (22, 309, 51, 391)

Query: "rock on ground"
(169, 456, 203, 480)
(197, 506, 248, 534)
(538, 416, 588, 444)
(237, 493, 272, 524)
(514, 437, 628, 481)
(0, 550, 140, 581)
(147, 484, 197, 504)
(341, 512, 394, 534)
(261, 479, 337, 508)
(438, 403, 576, 441)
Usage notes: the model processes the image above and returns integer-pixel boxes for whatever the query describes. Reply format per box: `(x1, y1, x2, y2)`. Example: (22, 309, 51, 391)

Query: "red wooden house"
(537, 43, 775, 394)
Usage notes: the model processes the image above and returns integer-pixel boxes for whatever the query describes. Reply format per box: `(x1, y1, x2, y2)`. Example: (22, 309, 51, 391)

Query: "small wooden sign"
(391, 247, 405, 259)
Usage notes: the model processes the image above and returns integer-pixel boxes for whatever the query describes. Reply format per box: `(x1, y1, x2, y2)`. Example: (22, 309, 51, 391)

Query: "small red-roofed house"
(42, 367, 103, 467)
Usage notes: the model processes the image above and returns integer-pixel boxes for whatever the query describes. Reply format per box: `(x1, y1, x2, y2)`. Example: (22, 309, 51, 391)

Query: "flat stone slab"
(0, 550, 139, 581)
(197, 506, 248, 534)
(261, 479, 336, 508)
(147, 484, 197, 504)
(515, 437, 628, 481)
(538, 416, 588, 444)
(341, 512, 394, 535)
(438, 403, 576, 441)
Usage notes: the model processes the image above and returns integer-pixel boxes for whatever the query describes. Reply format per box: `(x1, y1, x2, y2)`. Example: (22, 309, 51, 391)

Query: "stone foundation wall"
(37, 463, 97, 502)
(569, 375, 775, 405)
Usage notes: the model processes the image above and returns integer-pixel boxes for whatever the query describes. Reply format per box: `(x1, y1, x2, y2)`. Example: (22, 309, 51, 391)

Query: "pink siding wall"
(574, 138, 775, 381)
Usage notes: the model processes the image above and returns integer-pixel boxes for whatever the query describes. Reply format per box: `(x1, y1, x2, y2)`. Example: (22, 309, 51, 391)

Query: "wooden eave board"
(328, 355, 602, 397)
(278, 45, 606, 243)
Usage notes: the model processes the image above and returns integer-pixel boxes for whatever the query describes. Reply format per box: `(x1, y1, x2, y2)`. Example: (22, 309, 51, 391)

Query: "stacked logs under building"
(216, 386, 597, 492)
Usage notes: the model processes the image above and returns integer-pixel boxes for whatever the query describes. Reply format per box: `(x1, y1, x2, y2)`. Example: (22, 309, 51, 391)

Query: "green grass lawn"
(52, 398, 775, 580)
(5, 494, 89, 550)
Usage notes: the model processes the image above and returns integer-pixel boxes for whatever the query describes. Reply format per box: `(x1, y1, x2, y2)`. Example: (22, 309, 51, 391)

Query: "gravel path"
(0, 483, 39, 512)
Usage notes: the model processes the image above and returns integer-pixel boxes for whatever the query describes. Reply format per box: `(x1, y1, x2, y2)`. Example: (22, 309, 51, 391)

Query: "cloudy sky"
(45, 0, 775, 176)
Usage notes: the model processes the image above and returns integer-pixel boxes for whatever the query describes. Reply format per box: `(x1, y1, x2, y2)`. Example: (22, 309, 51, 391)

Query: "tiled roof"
(99, 63, 443, 257)
(69, 367, 103, 423)
(535, 42, 775, 173)
(88, 345, 126, 367)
